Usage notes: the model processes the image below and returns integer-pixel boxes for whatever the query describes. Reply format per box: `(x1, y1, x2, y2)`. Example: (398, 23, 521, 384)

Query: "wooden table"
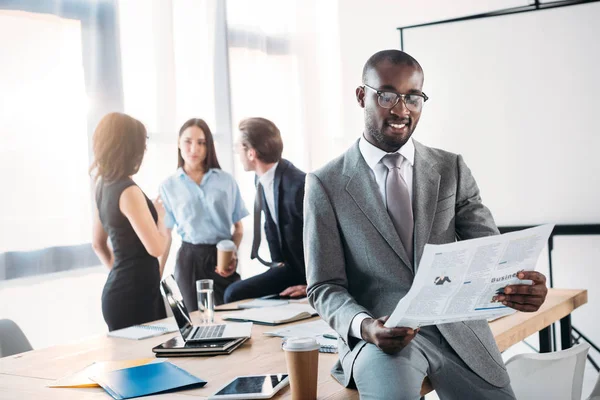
(0, 289, 587, 399)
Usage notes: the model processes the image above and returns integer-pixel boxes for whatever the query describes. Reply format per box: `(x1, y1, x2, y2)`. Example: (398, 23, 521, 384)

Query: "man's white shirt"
(349, 136, 415, 339)
(258, 162, 279, 227)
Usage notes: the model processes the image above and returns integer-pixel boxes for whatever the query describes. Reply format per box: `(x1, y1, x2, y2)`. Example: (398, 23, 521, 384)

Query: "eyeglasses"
(363, 84, 429, 112)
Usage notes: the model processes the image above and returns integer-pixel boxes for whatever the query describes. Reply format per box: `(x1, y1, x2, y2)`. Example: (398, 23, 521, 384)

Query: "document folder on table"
(90, 361, 206, 399)
(48, 358, 158, 388)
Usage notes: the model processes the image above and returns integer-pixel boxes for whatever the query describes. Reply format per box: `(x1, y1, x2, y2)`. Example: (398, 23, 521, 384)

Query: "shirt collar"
(258, 162, 279, 187)
(178, 167, 215, 179)
(359, 135, 415, 170)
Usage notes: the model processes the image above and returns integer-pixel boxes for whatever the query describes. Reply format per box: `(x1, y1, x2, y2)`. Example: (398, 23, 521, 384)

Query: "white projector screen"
(403, 2, 600, 226)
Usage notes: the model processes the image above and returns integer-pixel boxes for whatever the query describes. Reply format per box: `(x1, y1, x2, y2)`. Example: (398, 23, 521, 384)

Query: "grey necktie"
(382, 153, 414, 266)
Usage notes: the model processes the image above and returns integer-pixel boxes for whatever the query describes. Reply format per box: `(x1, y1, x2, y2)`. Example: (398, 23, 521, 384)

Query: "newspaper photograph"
(385, 224, 555, 329)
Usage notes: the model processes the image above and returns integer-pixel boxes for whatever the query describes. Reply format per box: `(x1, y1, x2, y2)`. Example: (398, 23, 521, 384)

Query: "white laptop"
(161, 275, 252, 343)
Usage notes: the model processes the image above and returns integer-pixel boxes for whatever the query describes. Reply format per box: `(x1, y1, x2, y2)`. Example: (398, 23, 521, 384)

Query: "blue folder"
(90, 361, 206, 399)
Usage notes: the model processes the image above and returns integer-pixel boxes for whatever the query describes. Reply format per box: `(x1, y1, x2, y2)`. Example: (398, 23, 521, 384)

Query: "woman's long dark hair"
(177, 118, 221, 170)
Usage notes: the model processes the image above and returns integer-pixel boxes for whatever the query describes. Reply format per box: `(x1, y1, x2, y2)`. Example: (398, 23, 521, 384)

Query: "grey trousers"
(353, 326, 516, 400)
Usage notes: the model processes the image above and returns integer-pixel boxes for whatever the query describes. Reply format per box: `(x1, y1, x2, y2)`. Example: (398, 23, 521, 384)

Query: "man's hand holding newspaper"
(493, 270, 548, 312)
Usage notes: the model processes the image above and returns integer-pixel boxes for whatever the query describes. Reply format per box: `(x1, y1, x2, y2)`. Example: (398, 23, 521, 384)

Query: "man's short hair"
(239, 117, 283, 163)
(362, 49, 423, 83)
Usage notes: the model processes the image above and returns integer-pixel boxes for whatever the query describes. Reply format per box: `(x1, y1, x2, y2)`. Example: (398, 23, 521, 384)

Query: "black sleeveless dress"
(96, 178, 167, 331)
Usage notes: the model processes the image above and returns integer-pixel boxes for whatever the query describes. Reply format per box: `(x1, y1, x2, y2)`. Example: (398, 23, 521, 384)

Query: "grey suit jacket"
(304, 139, 510, 388)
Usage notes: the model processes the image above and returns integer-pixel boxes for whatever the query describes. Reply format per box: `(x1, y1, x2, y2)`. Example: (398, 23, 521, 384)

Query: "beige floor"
(0, 267, 598, 399)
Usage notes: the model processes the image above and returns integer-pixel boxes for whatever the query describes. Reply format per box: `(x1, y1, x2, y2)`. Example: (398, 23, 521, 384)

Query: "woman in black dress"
(90, 113, 168, 331)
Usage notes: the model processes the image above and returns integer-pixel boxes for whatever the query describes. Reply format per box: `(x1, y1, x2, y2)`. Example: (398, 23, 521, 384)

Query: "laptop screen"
(161, 275, 194, 339)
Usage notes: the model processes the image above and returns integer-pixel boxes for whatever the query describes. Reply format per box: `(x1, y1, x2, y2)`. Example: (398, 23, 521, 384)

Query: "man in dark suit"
(223, 117, 307, 303)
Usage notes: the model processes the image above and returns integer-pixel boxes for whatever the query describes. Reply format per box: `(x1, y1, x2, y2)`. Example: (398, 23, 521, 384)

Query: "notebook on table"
(107, 323, 178, 340)
(238, 299, 290, 308)
(222, 304, 318, 325)
(153, 336, 249, 357)
(90, 361, 206, 400)
(214, 298, 289, 311)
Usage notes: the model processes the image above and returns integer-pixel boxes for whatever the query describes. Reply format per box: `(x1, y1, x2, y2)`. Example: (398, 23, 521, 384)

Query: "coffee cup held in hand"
(216, 240, 236, 273)
(282, 337, 319, 400)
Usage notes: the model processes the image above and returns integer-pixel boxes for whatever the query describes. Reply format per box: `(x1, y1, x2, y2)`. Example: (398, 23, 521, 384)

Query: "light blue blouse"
(159, 168, 249, 244)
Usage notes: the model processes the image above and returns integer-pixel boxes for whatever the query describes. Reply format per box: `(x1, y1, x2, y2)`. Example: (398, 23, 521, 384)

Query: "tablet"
(208, 374, 289, 399)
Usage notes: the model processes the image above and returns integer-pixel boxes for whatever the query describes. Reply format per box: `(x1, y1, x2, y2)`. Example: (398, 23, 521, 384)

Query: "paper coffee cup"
(216, 240, 236, 273)
(282, 337, 319, 400)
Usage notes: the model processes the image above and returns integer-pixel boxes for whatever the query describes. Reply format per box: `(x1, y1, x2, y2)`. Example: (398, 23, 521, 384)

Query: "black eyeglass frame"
(362, 84, 429, 110)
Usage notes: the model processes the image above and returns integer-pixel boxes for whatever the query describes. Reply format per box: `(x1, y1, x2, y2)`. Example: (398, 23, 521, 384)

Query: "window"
(226, 0, 308, 276)
(0, 11, 90, 253)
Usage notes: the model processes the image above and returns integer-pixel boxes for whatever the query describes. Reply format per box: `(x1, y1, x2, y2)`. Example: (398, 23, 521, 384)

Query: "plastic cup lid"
(216, 240, 236, 251)
(282, 337, 320, 352)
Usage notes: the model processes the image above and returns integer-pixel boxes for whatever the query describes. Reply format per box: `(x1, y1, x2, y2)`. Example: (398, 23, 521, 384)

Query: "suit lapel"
(412, 141, 441, 268)
(273, 160, 286, 224)
(272, 161, 287, 248)
(344, 142, 413, 271)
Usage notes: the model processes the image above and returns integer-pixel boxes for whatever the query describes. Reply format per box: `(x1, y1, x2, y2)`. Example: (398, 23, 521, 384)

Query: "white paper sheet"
(264, 319, 336, 338)
(264, 320, 338, 353)
(385, 224, 555, 329)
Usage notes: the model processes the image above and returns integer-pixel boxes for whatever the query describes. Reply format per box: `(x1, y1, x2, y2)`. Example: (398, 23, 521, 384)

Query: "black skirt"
(101, 256, 166, 331)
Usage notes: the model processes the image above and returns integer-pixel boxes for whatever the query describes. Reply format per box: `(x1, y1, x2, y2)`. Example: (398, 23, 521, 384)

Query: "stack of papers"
(265, 320, 338, 353)
(264, 319, 335, 338)
(223, 304, 318, 325)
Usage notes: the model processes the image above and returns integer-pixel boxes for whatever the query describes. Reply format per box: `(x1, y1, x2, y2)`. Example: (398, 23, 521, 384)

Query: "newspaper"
(385, 224, 555, 329)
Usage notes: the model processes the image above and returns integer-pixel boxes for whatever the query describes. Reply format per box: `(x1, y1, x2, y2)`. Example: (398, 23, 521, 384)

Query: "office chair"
(0, 319, 33, 357)
(505, 343, 590, 400)
(587, 371, 600, 400)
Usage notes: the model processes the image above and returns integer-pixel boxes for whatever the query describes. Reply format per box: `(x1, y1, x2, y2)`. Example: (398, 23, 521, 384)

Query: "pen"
(323, 333, 338, 340)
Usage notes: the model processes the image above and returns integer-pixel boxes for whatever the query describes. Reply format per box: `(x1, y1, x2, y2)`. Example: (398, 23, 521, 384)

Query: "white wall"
(334, 0, 526, 155)
(334, 0, 599, 353)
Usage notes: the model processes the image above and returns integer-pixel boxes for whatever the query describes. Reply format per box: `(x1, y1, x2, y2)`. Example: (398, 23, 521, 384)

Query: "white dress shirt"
(258, 162, 279, 226)
(349, 136, 415, 339)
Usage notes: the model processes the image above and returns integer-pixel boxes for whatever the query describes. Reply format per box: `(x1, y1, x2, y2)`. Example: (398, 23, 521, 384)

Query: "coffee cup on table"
(216, 240, 236, 274)
(282, 336, 319, 400)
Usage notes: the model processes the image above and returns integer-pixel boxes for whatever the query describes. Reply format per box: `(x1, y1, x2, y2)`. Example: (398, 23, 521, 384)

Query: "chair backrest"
(505, 343, 590, 400)
(0, 319, 33, 358)
(587, 371, 600, 400)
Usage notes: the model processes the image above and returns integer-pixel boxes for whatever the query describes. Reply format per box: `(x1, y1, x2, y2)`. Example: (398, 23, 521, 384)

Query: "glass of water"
(196, 279, 214, 324)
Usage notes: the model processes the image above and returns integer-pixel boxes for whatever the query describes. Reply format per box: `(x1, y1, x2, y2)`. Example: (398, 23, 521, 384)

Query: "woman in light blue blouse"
(159, 118, 249, 308)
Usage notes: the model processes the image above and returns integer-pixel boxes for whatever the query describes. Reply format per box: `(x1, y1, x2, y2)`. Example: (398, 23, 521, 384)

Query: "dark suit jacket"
(262, 159, 306, 281)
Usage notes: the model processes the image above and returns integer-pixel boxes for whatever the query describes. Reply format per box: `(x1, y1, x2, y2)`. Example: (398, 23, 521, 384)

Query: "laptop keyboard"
(191, 324, 226, 340)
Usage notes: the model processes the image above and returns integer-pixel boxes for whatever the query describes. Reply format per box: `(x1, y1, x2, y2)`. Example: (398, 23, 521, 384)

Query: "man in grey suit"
(304, 49, 549, 399)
